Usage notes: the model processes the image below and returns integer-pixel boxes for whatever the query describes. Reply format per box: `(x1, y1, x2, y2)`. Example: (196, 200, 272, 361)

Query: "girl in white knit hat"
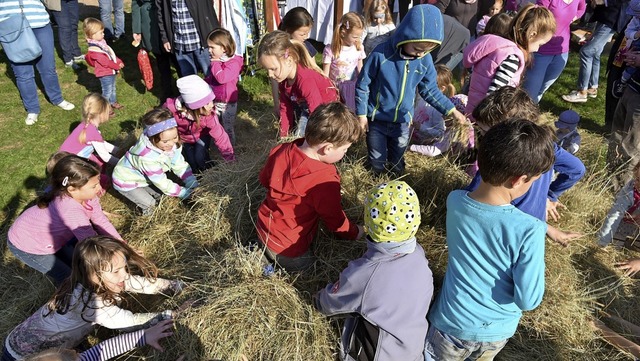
(164, 75, 236, 173)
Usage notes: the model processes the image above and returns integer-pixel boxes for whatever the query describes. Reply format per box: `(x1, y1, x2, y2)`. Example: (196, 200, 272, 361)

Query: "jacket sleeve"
(512, 222, 546, 311)
(626, 18, 640, 41)
(155, 0, 169, 44)
(136, 155, 190, 198)
(576, 0, 587, 19)
(207, 58, 242, 84)
(170, 149, 199, 192)
(79, 329, 145, 361)
(92, 141, 120, 165)
(205, 116, 236, 161)
(279, 83, 294, 129)
(355, 54, 376, 117)
(316, 260, 367, 316)
(548, 145, 586, 201)
(597, 181, 635, 245)
(90, 52, 123, 71)
(434, 0, 450, 13)
(417, 60, 455, 116)
(311, 179, 359, 240)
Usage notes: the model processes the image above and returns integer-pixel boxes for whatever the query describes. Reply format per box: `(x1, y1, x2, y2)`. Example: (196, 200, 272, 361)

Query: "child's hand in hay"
(546, 199, 567, 222)
(547, 225, 581, 247)
(616, 258, 640, 277)
(145, 319, 175, 351)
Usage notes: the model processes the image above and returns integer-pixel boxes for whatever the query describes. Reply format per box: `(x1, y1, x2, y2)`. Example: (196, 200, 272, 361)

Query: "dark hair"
(472, 86, 539, 129)
(38, 155, 100, 208)
(46, 236, 158, 317)
(484, 13, 512, 37)
(279, 7, 314, 34)
(141, 107, 181, 147)
(207, 28, 236, 57)
(305, 102, 363, 147)
(477, 118, 554, 185)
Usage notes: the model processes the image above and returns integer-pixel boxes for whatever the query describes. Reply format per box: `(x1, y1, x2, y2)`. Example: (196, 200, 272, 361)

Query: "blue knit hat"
(555, 110, 580, 131)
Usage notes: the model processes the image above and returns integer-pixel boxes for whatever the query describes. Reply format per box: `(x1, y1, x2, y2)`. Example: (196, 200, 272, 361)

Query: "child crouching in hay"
(315, 180, 433, 361)
(256, 102, 365, 272)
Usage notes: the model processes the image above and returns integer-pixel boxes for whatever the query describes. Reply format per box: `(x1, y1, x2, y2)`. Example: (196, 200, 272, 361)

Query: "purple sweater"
(537, 0, 586, 55)
(8, 196, 121, 255)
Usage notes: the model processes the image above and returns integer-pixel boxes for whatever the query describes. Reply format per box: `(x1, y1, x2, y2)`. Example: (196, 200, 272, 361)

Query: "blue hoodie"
(355, 4, 455, 123)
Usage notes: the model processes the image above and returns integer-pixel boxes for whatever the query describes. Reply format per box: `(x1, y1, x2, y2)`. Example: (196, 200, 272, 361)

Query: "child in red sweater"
(256, 102, 364, 271)
(258, 30, 339, 138)
(84, 18, 125, 113)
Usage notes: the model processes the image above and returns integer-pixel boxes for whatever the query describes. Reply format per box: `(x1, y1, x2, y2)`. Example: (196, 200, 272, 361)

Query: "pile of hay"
(2, 111, 640, 360)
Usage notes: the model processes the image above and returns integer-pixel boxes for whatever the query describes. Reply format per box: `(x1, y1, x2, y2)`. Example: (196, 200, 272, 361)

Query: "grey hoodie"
(316, 240, 434, 361)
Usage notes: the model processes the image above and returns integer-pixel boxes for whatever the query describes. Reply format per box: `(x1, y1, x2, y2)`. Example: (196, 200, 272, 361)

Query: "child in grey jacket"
(315, 180, 434, 361)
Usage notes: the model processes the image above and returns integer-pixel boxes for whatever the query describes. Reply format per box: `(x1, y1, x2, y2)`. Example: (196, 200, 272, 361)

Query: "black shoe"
(612, 79, 626, 99)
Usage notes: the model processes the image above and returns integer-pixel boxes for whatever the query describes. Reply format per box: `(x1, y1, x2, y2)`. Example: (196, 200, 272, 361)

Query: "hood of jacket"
(259, 139, 338, 197)
(391, 4, 444, 51)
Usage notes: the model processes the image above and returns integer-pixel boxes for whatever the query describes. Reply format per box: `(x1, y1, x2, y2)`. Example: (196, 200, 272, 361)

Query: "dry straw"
(2, 120, 640, 360)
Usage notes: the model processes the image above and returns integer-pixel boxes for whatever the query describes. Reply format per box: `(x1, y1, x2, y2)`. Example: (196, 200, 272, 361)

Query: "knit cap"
(364, 181, 421, 242)
(176, 75, 215, 109)
(555, 110, 580, 131)
(628, 0, 640, 17)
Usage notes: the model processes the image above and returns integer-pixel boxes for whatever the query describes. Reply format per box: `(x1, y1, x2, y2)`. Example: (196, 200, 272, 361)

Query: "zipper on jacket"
(394, 60, 410, 123)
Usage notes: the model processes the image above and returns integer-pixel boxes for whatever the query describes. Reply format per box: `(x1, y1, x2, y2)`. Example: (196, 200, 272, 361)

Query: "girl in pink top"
(59, 93, 119, 189)
(205, 29, 244, 145)
(258, 30, 339, 138)
(165, 75, 235, 174)
(7, 155, 121, 285)
(322, 12, 366, 110)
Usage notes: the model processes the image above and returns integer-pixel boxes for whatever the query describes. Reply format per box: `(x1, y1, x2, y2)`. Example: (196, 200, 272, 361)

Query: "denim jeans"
(98, 0, 125, 39)
(577, 22, 615, 91)
(100, 74, 117, 104)
(175, 48, 211, 77)
(50, 0, 81, 62)
(424, 327, 509, 361)
(182, 135, 213, 173)
(7, 238, 77, 285)
(523, 52, 569, 103)
(117, 186, 162, 215)
(9, 24, 64, 114)
(366, 120, 410, 175)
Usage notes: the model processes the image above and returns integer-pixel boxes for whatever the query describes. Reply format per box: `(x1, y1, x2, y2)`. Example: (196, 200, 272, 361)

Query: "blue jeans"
(424, 327, 509, 361)
(98, 0, 124, 39)
(523, 52, 569, 103)
(9, 24, 64, 114)
(7, 238, 77, 285)
(182, 135, 213, 173)
(50, 0, 81, 62)
(175, 48, 211, 77)
(100, 75, 117, 104)
(366, 120, 410, 175)
(577, 22, 615, 91)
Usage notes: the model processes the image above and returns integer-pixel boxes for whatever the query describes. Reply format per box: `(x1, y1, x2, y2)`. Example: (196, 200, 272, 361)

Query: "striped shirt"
(170, 0, 199, 52)
(487, 54, 520, 94)
(80, 330, 146, 361)
(0, 0, 50, 28)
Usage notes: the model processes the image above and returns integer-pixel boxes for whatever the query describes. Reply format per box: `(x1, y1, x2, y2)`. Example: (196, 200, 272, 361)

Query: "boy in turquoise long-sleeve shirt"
(425, 118, 555, 360)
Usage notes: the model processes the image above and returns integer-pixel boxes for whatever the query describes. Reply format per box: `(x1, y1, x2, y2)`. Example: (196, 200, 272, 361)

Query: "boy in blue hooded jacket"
(356, 4, 466, 176)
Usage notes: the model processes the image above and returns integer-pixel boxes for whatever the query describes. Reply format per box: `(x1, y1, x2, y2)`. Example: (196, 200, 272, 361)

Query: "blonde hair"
(258, 30, 323, 74)
(364, 0, 393, 27)
(83, 17, 104, 39)
(24, 348, 77, 361)
(506, 4, 556, 65)
(79, 93, 110, 144)
(331, 12, 365, 59)
(435, 64, 455, 98)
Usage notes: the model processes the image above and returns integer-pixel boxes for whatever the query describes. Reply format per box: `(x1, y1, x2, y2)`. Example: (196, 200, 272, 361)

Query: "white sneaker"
(57, 100, 75, 111)
(25, 113, 38, 125)
(73, 55, 85, 62)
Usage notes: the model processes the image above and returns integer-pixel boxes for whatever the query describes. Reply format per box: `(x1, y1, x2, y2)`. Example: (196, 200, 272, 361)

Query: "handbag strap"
(1, 0, 28, 44)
